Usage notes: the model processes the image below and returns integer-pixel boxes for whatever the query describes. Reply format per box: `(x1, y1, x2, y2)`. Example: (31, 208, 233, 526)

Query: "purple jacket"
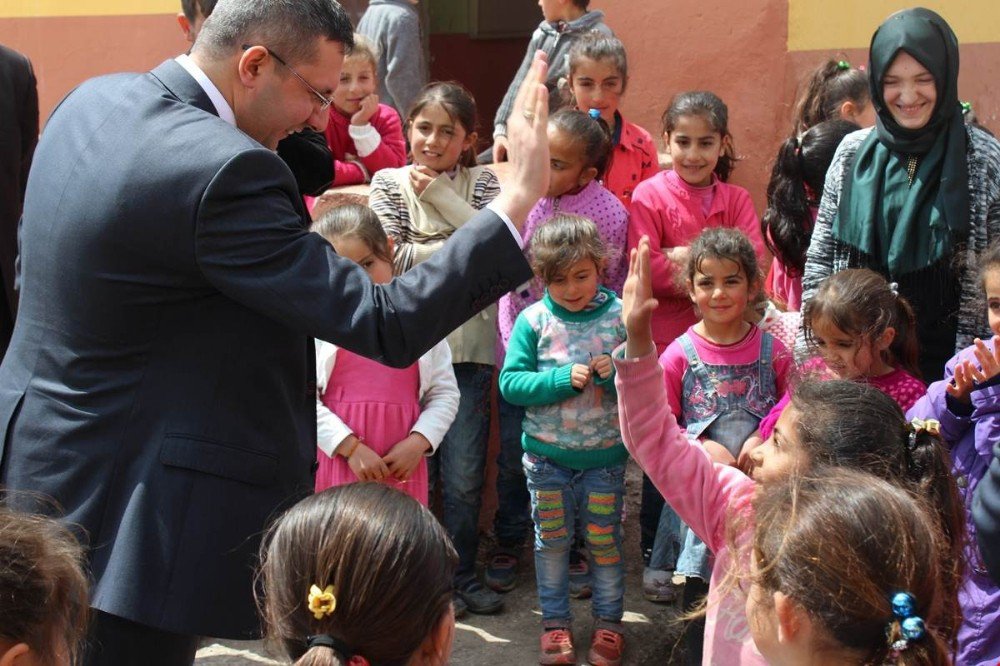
(908, 340, 1000, 666)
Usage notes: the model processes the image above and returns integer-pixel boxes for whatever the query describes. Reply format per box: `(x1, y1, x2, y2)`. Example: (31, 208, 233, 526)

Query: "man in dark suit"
(0, 0, 551, 663)
(0, 44, 38, 361)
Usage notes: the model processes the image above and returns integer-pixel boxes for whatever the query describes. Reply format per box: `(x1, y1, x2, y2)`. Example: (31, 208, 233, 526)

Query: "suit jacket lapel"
(150, 59, 218, 117)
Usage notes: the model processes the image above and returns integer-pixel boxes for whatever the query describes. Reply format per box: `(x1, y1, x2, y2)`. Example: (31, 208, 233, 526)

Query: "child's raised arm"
(622, 237, 658, 358)
(617, 237, 754, 550)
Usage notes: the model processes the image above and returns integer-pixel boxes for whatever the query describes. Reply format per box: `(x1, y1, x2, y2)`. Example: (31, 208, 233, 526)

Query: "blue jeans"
(524, 452, 626, 624)
(493, 394, 531, 548)
(429, 363, 493, 589)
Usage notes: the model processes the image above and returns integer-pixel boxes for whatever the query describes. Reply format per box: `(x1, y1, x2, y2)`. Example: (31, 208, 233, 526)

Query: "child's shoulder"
(631, 170, 672, 200)
(370, 165, 410, 185)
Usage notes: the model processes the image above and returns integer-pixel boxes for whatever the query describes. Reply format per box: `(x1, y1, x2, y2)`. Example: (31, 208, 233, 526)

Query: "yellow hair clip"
(307, 584, 337, 620)
(909, 418, 941, 437)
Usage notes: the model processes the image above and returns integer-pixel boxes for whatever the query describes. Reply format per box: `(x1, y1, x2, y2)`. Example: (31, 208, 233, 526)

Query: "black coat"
(0, 59, 531, 638)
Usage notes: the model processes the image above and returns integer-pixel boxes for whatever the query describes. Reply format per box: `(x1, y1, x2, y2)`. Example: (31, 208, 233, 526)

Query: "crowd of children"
(5, 3, 1000, 666)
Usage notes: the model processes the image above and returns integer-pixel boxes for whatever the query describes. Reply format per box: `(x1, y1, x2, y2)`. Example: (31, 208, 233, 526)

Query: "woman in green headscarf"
(801, 7, 1000, 380)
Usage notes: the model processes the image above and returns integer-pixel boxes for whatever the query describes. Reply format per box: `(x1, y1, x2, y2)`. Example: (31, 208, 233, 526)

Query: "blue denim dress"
(673, 331, 777, 580)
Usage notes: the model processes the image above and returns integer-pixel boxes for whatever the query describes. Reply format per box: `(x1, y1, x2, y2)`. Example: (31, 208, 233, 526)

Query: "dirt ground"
(194, 461, 691, 665)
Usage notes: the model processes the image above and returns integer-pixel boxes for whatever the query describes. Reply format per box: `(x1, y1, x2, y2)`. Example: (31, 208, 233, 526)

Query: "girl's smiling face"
(688, 256, 754, 328)
(569, 56, 625, 125)
(408, 103, 476, 173)
(881, 50, 937, 130)
(332, 57, 377, 117)
(546, 258, 602, 312)
(666, 113, 726, 188)
(750, 405, 809, 484)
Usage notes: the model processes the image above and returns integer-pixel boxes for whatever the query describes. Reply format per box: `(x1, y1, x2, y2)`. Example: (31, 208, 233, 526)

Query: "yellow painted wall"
(789, 0, 1000, 50)
(1, 1, 175, 18)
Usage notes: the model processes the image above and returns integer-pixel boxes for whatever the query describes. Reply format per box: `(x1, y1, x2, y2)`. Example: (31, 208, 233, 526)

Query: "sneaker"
(569, 555, 592, 599)
(484, 548, 520, 593)
(453, 595, 468, 620)
(539, 628, 575, 665)
(643, 567, 678, 603)
(455, 582, 504, 615)
(587, 628, 625, 666)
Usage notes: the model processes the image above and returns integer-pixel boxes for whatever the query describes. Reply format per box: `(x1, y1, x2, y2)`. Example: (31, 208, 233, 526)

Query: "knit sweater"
(324, 103, 406, 186)
(357, 0, 426, 118)
(500, 288, 628, 470)
(629, 170, 765, 354)
(802, 125, 1000, 356)
(492, 11, 613, 138)
(496, 180, 628, 365)
(370, 165, 500, 365)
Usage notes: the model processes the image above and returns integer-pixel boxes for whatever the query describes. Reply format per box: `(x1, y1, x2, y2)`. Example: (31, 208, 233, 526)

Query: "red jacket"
(325, 103, 406, 186)
(603, 115, 660, 209)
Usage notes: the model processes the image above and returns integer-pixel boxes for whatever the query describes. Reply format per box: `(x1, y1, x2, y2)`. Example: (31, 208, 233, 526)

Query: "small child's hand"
(622, 238, 658, 358)
(570, 363, 592, 390)
(702, 439, 737, 467)
(347, 440, 390, 481)
(972, 336, 1000, 383)
(946, 359, 976, 404)
(351, 93, 379, 126)
(590, 354, 613, 380)
(409, 165, 439, 196)
(383, 433, 431, 481)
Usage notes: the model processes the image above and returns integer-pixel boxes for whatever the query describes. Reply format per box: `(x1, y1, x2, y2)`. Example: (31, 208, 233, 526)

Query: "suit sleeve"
(196, 148, 532, 368)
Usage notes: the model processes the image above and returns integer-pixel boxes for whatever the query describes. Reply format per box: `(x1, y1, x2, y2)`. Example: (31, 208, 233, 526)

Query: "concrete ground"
(194, 461, 690, 665)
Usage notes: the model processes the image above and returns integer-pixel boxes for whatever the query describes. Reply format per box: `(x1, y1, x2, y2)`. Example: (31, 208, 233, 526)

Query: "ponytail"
(762, 136, 810, 276)
(889, 285, 921, 379)
(762, 120, 859, 277)
(899, 420, 965, 648)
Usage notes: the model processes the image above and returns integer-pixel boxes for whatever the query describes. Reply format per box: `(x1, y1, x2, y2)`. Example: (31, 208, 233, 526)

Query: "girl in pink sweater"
(628, 91, 765, 356)
(323, 34, 406, 186)
(614, 238, 963, 664)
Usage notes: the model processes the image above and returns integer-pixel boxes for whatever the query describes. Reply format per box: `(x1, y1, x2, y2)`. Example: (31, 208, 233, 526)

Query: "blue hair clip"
(588, 108, 602, 120)
(888, 592, 926, 654)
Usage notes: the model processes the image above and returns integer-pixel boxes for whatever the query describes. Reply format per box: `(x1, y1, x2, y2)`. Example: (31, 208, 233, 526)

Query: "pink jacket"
(324, 103, 406, 186)
(628, 171, 765, 354)
(615, 349, 766, 665)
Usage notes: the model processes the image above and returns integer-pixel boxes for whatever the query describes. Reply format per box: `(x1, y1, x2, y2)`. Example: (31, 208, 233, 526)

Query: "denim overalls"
(671, 331, 777, 580)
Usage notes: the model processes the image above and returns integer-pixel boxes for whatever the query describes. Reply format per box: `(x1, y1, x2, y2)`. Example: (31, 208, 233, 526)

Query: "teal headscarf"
(834, 7, 969, 277)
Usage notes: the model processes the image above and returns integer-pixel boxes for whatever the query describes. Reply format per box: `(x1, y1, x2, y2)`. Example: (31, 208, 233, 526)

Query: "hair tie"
(836, 60, 851, 71)
(888, 281, 899, 296)
(588, 108, 602, 120)
(961, 101, 973, 115)
(909, 417, 941, 437)
(887, 592, 926, 655)
(305, 635, 369, 665)
(308, 584, 337, 620)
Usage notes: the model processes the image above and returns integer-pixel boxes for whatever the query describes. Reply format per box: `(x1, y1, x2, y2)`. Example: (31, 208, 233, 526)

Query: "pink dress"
(315, 348, 428, 505)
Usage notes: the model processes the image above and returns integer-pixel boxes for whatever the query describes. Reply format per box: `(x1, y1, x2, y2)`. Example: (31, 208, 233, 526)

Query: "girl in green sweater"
(500, 214, 627, 666)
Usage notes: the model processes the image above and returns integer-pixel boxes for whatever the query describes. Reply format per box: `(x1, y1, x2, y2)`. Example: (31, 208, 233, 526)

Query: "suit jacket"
(0, 45, 38, 359)
(0, 59, 531, 638)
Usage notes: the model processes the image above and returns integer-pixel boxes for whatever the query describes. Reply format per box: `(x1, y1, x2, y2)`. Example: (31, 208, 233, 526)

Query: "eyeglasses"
(242, 44, 334, 111)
